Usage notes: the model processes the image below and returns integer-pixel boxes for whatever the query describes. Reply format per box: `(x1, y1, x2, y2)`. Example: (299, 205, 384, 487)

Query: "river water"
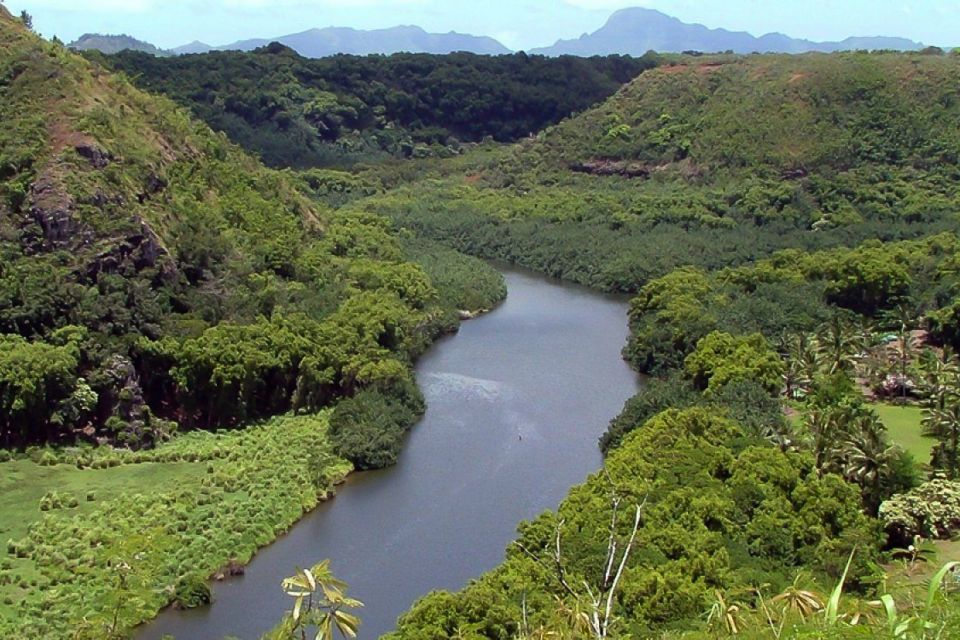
(140, 267, 641, 640)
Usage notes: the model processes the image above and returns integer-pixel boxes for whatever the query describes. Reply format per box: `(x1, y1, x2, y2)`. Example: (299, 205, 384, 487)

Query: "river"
(140, 267, 642, 640)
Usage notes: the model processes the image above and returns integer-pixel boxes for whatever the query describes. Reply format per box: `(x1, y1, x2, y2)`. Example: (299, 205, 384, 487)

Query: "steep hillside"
(367, 52, 960, 292)
(532, 7, 924, 56)
(0, 7, 490, 451)
(91, 46, 655, 168)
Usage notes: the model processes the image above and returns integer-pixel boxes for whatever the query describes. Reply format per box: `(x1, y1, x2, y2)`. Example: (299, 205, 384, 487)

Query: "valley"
(1, 2, 960, 639)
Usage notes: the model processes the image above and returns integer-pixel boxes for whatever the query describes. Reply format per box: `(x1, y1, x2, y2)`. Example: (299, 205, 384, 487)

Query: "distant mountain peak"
(215, 24, 509, 57)
(171, 40, 213, 55)
(530, 6, 923, 56)
(68, 33, 170, 56)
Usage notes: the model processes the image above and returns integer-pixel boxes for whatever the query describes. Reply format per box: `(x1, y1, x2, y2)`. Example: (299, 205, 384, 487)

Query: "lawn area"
(873, 403, 935, 464)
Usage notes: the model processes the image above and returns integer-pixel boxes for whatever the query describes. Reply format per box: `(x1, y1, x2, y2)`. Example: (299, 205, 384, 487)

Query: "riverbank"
(139, 268, 641, 640)
(0, 239, 508, 639)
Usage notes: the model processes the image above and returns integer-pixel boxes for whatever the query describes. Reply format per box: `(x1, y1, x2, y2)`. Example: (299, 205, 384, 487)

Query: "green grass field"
(0, 459, 205, 543)
(0, 413, 352, 638)
(873, 403, 935, 463)
(0, 458, 206, 618)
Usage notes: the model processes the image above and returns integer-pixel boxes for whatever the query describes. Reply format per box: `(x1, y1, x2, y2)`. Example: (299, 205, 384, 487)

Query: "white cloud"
(18, 0, 425, 10)
(563, 0, 654, 7)
(20, 0, 156, 10)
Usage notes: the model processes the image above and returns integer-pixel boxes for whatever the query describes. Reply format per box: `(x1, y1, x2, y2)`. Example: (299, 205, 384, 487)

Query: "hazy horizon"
(5, 0, 957, 52)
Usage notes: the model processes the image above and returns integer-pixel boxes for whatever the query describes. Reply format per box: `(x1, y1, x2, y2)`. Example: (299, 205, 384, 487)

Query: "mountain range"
(71, 7, 926, 59)
(529, 8, 924, 56)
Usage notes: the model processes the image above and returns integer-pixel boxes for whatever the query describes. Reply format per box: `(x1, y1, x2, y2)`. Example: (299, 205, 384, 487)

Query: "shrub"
(329, 386, 423, 470)
(879, 479, 960, 547)
(37, 451, 58, 467)
(173, 573, 212, 609)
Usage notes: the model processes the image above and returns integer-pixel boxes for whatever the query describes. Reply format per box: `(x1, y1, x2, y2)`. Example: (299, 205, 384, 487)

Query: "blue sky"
(5, 0, 958, 51)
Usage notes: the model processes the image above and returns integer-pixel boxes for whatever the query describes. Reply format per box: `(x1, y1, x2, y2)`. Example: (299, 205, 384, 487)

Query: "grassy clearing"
(873, 403, 935, 464)
(0, 412, 351, 639)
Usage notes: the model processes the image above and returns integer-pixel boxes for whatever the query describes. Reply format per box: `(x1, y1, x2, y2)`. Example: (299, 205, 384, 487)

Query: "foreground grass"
(874, 403, 935, 464)
(0, 413, 351, 639)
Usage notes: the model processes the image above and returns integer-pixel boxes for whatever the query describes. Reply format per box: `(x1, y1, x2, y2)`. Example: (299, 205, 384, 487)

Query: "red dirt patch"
(698, 62, 724, 72)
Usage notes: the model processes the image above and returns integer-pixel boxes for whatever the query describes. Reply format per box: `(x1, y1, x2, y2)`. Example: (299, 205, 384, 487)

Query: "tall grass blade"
(878, 593, 897, 633)
(925, 560, 959, 609)
(826, 548, 856, 626)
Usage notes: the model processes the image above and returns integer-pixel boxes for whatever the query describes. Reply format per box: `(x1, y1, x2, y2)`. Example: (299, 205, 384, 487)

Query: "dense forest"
(355, 53, 960, 293)
(2, 3, 960, 638)
(89, 46, 656, 168)
(0, 9, 505, 637)
(351, 53, 960, 639)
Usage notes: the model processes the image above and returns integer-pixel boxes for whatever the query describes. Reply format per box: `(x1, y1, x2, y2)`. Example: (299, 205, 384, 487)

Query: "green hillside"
(90, 46, 655, 168)
(364, 52, 960, 293)
(0, 6, 507, 452)
(378, 53, 960, 640)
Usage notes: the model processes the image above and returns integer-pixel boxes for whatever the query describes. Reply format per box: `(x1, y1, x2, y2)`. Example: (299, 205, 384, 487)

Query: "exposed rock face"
(83, 217, 176, 282)
(74, 142, 112, 168)
(101, 354, 152, 446)
(570, 160, 651, 178)
(137, 172, 168, 203)
(24, 172, 91, 252)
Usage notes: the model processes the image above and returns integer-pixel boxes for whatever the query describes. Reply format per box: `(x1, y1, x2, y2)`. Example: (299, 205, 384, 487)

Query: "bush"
(599, 374, 700, 453)
(708, 379, 788, 440)
(879, 478, 960, 547)
(37, 451, 58, 467)
(328, 387, 423, 470)
(173, 573, 212, 609)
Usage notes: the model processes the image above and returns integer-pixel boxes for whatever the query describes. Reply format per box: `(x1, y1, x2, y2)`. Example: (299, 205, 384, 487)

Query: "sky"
(4, 0, 958, 51)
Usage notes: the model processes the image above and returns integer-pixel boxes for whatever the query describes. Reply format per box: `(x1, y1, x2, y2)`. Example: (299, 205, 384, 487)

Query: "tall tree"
(815, 314, 864, 375)
(841, 413, 899, 514)
(918, 349, 960, 477)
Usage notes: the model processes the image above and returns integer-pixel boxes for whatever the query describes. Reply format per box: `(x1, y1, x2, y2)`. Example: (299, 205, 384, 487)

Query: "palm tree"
(918, 348, 960, 475)
(815, 315, 864, 375)
(923, 403, 960, 479)
(840, 414, 899, 515)
(884, 304, 920, 403)
(786, 333, 820, 397)
(806, 407, 843, 474)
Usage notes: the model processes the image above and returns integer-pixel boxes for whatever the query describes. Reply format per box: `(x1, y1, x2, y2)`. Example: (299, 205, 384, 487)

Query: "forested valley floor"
(2, 6, 960, 638)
